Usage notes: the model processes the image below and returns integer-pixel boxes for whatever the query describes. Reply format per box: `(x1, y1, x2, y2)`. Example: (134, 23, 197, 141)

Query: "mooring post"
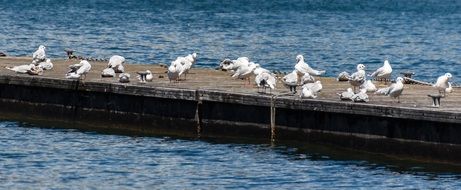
(195, 89, 202, 138)
(270, 95, 276, 143)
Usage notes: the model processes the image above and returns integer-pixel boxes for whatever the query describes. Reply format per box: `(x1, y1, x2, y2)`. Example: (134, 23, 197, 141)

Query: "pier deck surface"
(0, 57, 459, 113)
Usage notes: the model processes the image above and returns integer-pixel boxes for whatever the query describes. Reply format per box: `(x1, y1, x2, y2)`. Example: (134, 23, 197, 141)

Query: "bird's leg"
(397, 96, 400, 103)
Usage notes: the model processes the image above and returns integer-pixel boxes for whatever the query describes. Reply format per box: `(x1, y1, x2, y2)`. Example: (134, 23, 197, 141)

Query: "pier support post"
(195, 90, 202, 138)
(270, 95, 276, 143)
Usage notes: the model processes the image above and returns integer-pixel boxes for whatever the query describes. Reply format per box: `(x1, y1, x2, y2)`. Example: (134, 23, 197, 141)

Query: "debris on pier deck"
(0, 57, 459, 113)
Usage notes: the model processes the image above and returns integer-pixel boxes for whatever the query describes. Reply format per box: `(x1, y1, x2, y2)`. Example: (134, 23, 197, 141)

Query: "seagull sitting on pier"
(351, 88, 369, 102)
(101, 67, 115, 77)
(294, 55, 325, 76)
(433, 73, 452, 97)
(375, 77, 404, 103)
(282, 70, 299, 93)
(369, 59, 392, 82)
(300, 86, 316, 99)
(337, 71, 350, 81)
(255, 72, 276, 94)
(338, 88, 355, 101)
(119, 73, 130, 83)
(32, 45, 46, 65)
(302, 80, 322, 95)
(65, 60, 92, 80)
(6, 64, 35, 74)
(360, 80, 377, 92)
(108, 55, 125, 73)
(349, 64, 366, 92)
(39, 59, 53, 70)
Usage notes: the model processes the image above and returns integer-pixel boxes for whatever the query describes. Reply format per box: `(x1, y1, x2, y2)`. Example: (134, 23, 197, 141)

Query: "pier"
(0, 57, 460, 164)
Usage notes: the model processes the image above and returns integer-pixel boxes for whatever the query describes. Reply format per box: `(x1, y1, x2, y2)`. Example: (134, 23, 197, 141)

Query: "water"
(0, 0, 460, 82)
(1, 121, 461, 189)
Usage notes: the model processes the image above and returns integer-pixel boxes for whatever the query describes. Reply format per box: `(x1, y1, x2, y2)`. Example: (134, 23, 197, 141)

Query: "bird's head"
(445, 73, 453, 78)
(396, 77, 404, 82)
(357, 64, 365, 70)
(39, 45, 46, 50)
(296, 55, 304, 62)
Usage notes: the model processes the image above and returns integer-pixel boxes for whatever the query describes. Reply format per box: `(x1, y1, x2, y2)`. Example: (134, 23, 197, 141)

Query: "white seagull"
(360, 80, 377, 92)
(255, 72, 276, 94)
(39, 58, 53, 70)
(108, 55, 125, 73)
(6, 64, 35, 74)
(370, 59, 392, 82)
(66, 60, 92, 80)
(300, 87, 317, 99)
(167, 60, 182, 82)
(294, 55, 325, 76)
(433, 73, 452, 96)
(351, 88, 369, 102)
(302, 80, 322, 95)
(300, 73, 315, 85)
(101, 67, 115, 77)
(349, 64, 366, 92)
(375, 77, 404, 103)
(338, 88, 355, 101)
(232, 62, 258, 85)
(32, 45, 46, 65)
(282, 70, 299, 93)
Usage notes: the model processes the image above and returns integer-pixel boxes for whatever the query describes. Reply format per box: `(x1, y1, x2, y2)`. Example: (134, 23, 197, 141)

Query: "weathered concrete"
(1, 57, 461, 164)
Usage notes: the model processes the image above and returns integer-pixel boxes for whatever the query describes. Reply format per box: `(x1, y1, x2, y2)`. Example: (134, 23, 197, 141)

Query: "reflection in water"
(0, 121, 460, 189)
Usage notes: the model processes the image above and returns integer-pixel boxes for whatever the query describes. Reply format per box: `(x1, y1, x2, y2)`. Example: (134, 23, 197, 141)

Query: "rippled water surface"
(0, 0, 460, 82)
(1, 121, 461, 189)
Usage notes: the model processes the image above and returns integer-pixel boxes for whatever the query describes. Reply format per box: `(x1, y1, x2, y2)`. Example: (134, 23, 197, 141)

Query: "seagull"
(32, 45, 46, 65)
(433, 73, 452, 96)
(338, 88, 355, 101)
(39, 58, 53, 70)
(351, 88, 369, 102)
(360, 80, 377, 92)
(282, 70, 299, 93)
(300, 73, 315, 85)
(65, 60, 92, 80)
(119, 73, 130, 83)
(27, 65, 44, 75)
(370, 59, 392, 82)
(294, 55, 325, 76)
(167, 60, 182, 82)
(375, 77, 404, 103)
(255, 72, 276, 94)
(337, 71, 350, 81)
(101, 67, 115, 77)
(220, 57, 250, 71)
(446, 82, 453, 94)
(145, 70, 153, 82)
(300, 87, 317, 99)
(253, 64, 271, 76)
(184, 53, 197, 65)
(231, 62, 258, 85)
(302, 80, 322, 95)
(6, 64, 35, 74)
(108, 55, 125, 73)
(349, 64, 366, 92)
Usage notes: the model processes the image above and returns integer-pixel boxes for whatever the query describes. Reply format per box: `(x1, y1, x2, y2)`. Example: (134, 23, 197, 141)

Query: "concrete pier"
(0, 57, 460, 164)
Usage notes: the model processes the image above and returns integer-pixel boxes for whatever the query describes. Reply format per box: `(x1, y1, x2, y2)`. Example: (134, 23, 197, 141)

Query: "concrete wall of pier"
(0, 75, 460, 163)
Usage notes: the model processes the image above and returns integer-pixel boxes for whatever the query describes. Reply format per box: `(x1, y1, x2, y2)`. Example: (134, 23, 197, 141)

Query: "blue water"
(1, 121, 461, 189)
(0, 0, 460, 82)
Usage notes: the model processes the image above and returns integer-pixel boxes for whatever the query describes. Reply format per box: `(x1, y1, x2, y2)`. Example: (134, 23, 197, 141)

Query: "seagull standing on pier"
(220, 57, 250, 72)
(167, 60, 182, 82)
(108, 55, 125, 73)
(294, 55, 325, 76)
(66, 60, 92, 80)
(369, 59, 392, 82)
(349, 64, 366, 92)
(232, 62, 258, 85)
(255, 72, 276, 93)
(32, 45, 46, 65)
(282, 70, 299, 93)
(433, 73, 452, 96)
(176, 53, 197, 80)
(375, 77, 404, 103)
